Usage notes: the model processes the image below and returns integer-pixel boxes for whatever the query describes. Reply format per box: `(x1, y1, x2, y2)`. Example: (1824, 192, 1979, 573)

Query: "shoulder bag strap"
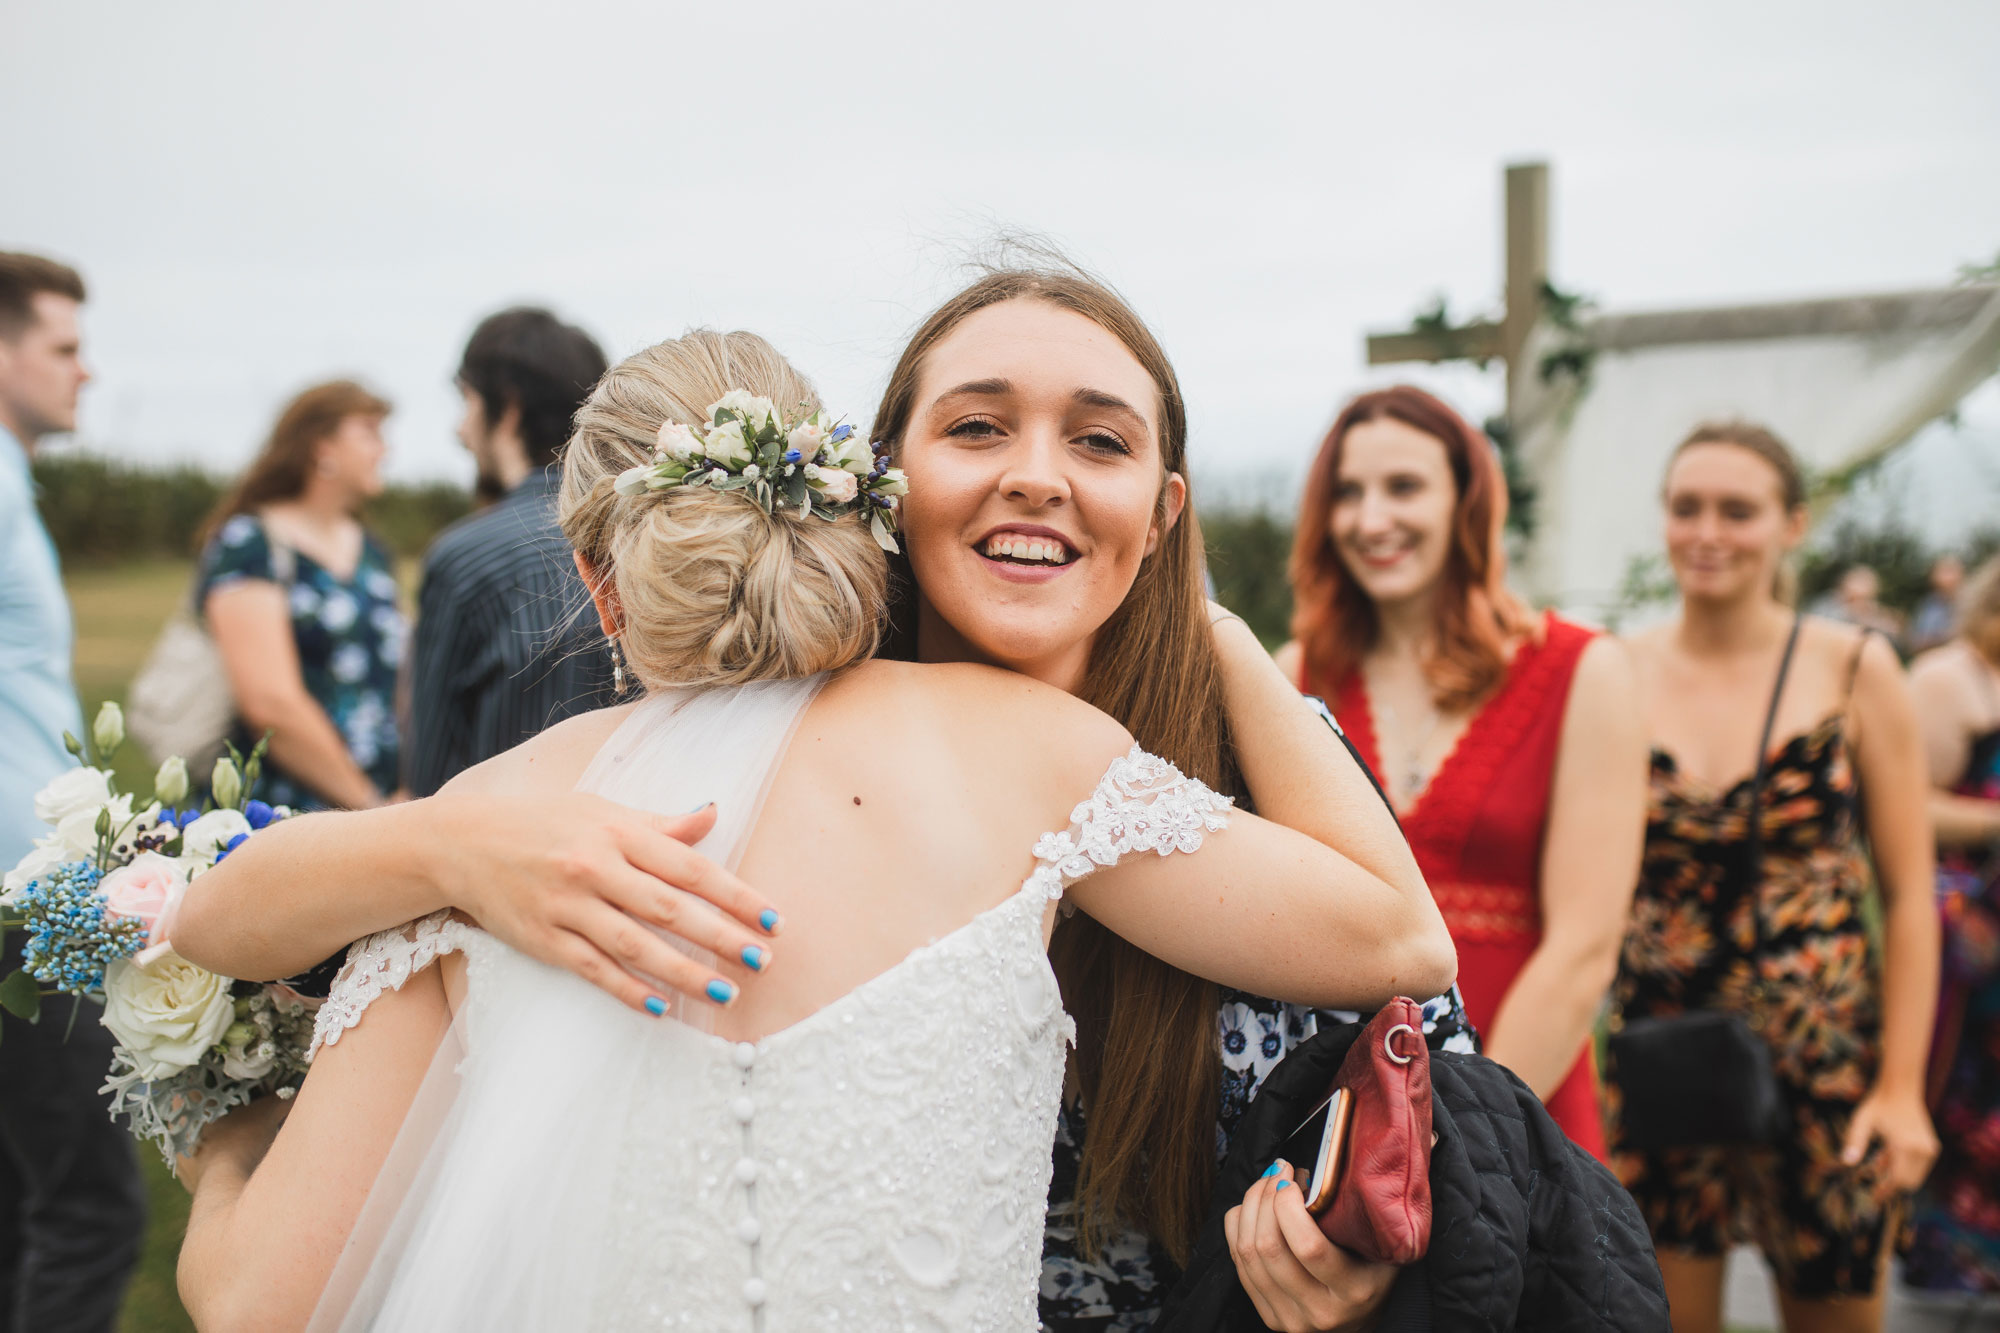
(1744, 614, 1804, 966)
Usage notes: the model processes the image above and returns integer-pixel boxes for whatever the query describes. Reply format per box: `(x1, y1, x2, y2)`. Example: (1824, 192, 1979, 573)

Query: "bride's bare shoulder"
(436, 703, 640, 799)
(828, 661, 1135, 782)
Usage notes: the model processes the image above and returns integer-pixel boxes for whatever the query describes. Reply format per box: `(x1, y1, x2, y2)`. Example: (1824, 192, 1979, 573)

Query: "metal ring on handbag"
(1383, 1023, 1417, 1065)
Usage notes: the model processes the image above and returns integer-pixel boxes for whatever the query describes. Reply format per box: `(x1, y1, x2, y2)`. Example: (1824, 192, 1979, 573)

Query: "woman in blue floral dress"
(195, 380, 406, 811)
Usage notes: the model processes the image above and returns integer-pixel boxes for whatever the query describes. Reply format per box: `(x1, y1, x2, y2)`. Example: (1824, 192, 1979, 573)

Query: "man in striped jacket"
(404, 307, 614, 795)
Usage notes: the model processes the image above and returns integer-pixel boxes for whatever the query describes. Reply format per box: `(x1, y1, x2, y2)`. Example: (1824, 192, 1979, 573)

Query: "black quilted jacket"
(1152, 1022, 1669, 1333)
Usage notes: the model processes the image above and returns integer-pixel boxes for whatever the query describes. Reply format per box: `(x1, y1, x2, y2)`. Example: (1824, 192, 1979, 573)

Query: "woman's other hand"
(429, 792, 784, 1016)
(1224, 1160, 1400, 1332)
(1841, 1085, 1940, 1191)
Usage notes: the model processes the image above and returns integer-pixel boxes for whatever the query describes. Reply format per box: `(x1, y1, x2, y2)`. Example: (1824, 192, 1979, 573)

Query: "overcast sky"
(5, 0, 1997, 516)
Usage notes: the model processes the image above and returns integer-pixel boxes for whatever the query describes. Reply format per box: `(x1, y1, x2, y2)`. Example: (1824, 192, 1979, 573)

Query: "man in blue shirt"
(0, 253, 145, 1333)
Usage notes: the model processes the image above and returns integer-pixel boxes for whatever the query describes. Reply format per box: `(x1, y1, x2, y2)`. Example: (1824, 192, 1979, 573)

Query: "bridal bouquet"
(0, 704, 316, 1164)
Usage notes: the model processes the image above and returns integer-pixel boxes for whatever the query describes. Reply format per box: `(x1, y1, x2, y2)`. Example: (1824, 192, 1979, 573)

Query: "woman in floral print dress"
(1614, 421, 1940, 1333)
(1904, 557, 2000, 1309)
(196, 380, 406, 811)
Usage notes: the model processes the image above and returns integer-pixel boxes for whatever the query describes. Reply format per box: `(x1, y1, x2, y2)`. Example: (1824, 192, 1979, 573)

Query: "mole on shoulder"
(852, 796, 863, 806)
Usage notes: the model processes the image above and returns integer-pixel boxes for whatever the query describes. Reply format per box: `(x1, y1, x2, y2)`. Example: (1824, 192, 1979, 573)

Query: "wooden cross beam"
(1364, 160, 1993, 426)
(1365, 161, 1548, 420)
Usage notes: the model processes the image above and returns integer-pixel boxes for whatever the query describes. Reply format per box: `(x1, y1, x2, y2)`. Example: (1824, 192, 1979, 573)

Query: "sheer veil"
(307, 676, 825, 1332)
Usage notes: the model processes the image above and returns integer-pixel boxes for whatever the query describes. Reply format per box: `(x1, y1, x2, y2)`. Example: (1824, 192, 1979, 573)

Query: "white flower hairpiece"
(614, 394, 908, 553)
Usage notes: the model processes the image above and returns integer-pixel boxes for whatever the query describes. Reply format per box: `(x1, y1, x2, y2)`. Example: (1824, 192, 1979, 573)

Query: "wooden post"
(1502, 161, 1550, 420)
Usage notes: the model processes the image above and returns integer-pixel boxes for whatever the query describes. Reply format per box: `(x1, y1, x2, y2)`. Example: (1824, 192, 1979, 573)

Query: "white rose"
(702, 420, 754, 468)
(708, 391, 779, 435)
(805, 465, 858, 504)
(102, 953, 235, 1080)
(53, 792, 133, 861)
(655, 420, 702, 462)
(33, 767, 114, 825)
(181, 808, 252, 863)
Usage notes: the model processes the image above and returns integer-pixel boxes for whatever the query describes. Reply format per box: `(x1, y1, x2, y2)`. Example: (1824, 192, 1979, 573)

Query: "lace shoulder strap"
(1026, 744, 1234, 903)
(309, 910, 485, 1059)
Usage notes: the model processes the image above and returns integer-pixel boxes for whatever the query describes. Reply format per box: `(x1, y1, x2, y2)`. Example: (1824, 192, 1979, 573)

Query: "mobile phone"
(1277, 1086, 1354, 1217)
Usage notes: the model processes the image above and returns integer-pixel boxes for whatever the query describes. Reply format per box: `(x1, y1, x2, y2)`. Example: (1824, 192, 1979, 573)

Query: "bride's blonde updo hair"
(558, 329, 888, 691)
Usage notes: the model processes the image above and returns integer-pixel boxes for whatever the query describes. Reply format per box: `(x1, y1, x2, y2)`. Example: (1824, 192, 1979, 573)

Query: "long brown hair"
(1289, 385, 1535, 710)
(873, 265, 1236, 1263)
(198, 379, 390, 548)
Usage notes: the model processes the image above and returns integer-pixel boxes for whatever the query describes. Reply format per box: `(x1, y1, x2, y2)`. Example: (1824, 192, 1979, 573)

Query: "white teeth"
(982, 535, 1069, 565)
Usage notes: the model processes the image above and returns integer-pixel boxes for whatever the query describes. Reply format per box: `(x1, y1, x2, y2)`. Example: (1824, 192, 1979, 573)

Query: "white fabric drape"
(1513, 284, 2000, 614)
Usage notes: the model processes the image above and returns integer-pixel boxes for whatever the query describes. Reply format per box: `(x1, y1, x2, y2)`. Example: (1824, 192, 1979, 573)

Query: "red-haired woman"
(1276, 385, 1647, 1159)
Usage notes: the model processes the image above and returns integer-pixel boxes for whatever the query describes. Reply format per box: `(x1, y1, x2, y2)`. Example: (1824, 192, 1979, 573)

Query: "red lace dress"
(1307, 612, 1607, 1160)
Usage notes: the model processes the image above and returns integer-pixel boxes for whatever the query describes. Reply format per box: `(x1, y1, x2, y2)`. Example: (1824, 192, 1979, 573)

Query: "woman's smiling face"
(896, 298, 1184, 691)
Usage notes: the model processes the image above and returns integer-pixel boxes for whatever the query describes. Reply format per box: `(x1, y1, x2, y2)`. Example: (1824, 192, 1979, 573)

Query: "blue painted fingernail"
(643, 995, 666, 1017)
(1275, 1180, 1292, 1191)
(741, 945, 768, 972)
(706, 978, 738, 1005)
(758, 910, 781, 935)
(1261, 1162, 1282, 1179)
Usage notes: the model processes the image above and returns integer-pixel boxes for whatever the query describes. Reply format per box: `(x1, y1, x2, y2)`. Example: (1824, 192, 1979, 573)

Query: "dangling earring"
(608, 636, 627, 694)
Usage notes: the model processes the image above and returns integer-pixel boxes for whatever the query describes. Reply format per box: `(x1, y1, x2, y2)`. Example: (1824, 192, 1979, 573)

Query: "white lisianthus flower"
(92, 701, 125, 756)
(101, 953, 236, 1080)
(220, 1031, 279, 1081)
(2, 839, 67, 903)
(53, 792, 133, 861)
(708, 391, 780, 435)
(153, 756, 190, 808)
(181, 808, 252, 863)
(33, 767, 114, 825)
(614, 464, 655, 498)
(823, 433, 874, 476)
(875, 468, 909, 497)
(210, 757, 243, 810)
(655, 420, 702, 462)
(702, 420, 754, 468)
(805, 465, 859, 504)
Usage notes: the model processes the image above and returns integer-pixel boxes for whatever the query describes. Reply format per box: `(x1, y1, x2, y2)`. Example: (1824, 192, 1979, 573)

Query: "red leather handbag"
(1319, 998, 1433, 1264)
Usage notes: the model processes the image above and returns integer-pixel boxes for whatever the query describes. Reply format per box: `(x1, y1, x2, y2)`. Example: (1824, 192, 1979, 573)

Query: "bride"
(174, 330, 1455, 1332)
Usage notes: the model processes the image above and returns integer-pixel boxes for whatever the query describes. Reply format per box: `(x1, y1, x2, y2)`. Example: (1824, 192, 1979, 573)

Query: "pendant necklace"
(1376, 697, 1446, 800)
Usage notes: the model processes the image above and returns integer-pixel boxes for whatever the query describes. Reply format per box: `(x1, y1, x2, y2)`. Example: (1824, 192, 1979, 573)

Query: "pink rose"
(100, 852, 187, 949)
(807, 465, 859, 504)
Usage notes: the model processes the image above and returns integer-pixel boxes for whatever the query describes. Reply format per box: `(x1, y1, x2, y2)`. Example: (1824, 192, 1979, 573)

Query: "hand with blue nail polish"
(342, 792, 789, 1021)
(1224, 1157, 1401, 1331)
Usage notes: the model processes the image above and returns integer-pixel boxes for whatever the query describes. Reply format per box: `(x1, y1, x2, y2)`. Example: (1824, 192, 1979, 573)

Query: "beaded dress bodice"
(311, 730, 1229, 1333)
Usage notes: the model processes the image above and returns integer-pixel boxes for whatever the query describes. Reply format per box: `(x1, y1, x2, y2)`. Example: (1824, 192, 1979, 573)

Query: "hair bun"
(558, 330, 888, 691)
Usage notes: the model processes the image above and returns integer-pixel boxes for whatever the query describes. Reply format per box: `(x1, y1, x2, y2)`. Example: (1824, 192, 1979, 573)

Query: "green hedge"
(32, 453, 472, 565)
(1203, 508, 1295, 647)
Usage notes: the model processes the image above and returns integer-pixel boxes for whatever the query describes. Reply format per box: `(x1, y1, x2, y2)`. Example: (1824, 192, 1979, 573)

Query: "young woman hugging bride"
(171, 328, 1455, 1332)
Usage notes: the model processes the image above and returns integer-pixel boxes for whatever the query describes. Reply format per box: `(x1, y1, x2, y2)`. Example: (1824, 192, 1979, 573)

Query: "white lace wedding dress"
(301, 676, 1229, 1332)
